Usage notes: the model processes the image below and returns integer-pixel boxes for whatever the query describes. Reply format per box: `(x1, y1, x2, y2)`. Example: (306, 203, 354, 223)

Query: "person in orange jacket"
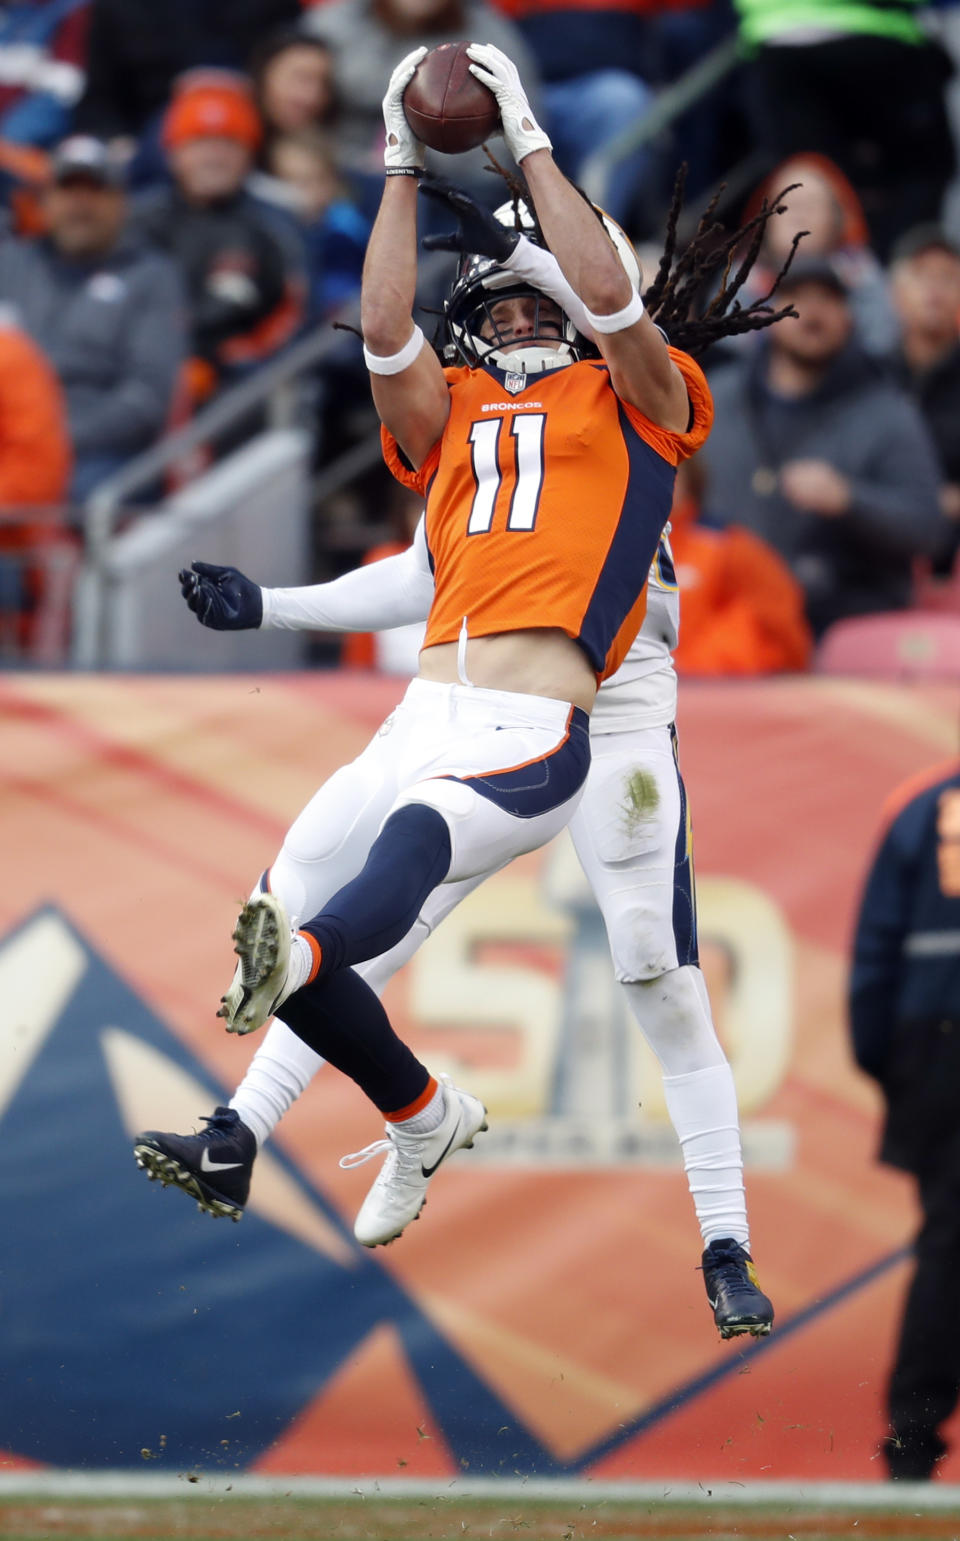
(0, 312, 73, 651)
(670, 458, 813, 676)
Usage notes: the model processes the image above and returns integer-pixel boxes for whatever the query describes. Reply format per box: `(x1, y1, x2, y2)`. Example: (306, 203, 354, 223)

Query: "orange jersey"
(381, 347, 712, 682)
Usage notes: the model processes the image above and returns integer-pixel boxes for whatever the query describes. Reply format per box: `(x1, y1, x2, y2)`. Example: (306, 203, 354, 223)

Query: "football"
(402, 42, 500, 155)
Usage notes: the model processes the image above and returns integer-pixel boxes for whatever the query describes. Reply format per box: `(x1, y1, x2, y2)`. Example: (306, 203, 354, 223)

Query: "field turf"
(3, 1495, 959, 1541)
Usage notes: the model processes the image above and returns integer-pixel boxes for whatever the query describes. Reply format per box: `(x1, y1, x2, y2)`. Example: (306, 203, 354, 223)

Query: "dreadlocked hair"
(481, 155, 804, 358)
(483, 148, 548, 247)
(642, 165, 805, 359)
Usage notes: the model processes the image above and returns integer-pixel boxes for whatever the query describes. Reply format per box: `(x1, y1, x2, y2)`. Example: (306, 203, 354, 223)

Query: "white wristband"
(363, 324, 425, 376)
(583, 291, 644, 334)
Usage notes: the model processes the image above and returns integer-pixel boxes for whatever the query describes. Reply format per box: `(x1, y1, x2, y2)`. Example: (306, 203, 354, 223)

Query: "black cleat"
(701, 1237, 775, 1338)
(133, 1106, 256, 1221)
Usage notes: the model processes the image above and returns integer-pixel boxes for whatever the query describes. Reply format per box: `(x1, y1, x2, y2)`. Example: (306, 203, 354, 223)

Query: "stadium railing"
(72, 429, 314, 670)
(579, 32, 744, 210)
(74, 253, 455, 670)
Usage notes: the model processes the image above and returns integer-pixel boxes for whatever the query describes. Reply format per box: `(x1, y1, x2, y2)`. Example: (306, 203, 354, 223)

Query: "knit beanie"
(163, 70, 262, 152)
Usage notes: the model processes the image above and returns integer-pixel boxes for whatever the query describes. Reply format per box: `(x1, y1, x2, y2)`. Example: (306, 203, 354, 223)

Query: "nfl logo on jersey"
(504, 372, 526, 394)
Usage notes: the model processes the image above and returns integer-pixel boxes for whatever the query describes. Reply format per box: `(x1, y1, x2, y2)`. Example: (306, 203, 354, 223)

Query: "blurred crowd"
(0, 0, 960, 667)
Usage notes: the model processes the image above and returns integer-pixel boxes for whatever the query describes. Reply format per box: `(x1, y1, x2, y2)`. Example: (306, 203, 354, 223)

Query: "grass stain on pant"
(622, 769, 660, 836)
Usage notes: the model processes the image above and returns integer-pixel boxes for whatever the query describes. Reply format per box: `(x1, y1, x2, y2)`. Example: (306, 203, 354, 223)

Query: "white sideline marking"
(0, 913, 86, 1120)
(0, 1474, 958, 1506)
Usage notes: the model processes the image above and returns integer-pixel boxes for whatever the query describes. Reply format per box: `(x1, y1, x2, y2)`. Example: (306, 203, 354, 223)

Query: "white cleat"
(340, 1078, 488, 1248)
(217, 892, 293, 1035)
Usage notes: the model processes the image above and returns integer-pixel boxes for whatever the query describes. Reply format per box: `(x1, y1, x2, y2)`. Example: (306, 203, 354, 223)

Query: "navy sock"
(279, 804, 451, 1113)
(280, 968, 431, 1114)
(300, 803, 452, 976)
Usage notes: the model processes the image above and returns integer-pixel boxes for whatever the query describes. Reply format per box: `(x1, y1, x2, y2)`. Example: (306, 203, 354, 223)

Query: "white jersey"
(592, 530, 678, 734)
(262, 519, 680, 734)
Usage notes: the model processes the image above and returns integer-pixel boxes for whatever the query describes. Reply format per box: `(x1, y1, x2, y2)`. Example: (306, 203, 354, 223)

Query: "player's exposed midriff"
(418, 628, 598, 713)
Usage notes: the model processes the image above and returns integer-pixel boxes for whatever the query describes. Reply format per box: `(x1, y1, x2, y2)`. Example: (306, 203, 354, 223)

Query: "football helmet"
(442, 196, 642, 376)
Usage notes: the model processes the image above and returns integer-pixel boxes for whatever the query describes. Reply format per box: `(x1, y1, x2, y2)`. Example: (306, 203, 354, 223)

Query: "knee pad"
(602, 882, 679, 981)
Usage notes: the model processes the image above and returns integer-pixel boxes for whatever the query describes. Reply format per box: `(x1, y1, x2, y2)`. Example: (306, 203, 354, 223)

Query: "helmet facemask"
(442, 194, 597, 374)
(444, 254, 589, 373)
(441, 193, 644, 374)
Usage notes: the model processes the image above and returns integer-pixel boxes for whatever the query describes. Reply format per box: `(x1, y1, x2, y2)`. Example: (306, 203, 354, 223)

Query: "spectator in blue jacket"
(266, 127, 368, 320)
(129, 72, 305, 402)
(850, 765, 960, 1480)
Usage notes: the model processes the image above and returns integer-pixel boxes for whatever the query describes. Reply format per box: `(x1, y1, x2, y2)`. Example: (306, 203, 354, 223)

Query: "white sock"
(662, 1063, 749, 1249)
(286, 933, 313, 995)
(622, 967, 750, 1247)
(393, 1081, 446, 1136)
(229, 1018, 324, 1148)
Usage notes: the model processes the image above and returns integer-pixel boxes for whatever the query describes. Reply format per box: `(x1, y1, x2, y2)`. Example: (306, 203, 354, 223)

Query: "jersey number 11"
(467, 414, 546, 535)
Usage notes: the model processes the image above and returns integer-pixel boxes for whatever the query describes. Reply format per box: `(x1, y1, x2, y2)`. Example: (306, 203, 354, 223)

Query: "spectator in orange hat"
(130, 71, 306, 401)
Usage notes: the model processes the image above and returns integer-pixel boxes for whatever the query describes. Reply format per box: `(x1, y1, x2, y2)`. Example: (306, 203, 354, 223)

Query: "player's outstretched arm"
(362, 52, 450, 469)
(523, 153, 689, 431)
(262, 524, 435, 632)
(179, 562, 263, 630)
(179, 521, 436, 634)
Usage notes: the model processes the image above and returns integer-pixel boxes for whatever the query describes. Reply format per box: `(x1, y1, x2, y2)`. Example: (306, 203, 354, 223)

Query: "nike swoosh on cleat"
(200, 1150, 243, 1172)
(421, 1118, 462, 1179)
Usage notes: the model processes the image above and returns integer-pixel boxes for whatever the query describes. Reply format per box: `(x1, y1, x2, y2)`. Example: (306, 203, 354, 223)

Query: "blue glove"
(178, 561, 263, 630)
(420, 179, 520, 262)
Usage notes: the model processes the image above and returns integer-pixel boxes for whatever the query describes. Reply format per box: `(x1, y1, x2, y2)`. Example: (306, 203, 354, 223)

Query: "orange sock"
(297, 930, 323, 984)
(385, 1076, 439, 1123)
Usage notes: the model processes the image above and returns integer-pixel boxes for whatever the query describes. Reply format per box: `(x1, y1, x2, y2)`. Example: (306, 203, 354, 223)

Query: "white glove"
(466, 42, 551, 164)
(382, 45, 428, 170)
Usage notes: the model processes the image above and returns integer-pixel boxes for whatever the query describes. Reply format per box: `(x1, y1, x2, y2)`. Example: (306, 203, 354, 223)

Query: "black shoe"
(133, 1106, 256, 1221)
(701, 1237, 775, 1338)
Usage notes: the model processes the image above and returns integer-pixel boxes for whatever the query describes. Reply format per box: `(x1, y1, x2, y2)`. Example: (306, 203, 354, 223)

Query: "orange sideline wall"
(0, 673, 957, 1480)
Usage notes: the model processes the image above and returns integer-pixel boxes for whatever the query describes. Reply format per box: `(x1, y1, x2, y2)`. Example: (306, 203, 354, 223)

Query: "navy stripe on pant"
(439, 704, 591, 819)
